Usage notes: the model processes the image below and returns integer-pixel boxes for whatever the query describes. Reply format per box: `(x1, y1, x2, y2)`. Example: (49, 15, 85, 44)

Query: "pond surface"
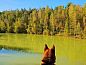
(0, 49, 42, 65)
(0, 33, 86, 65)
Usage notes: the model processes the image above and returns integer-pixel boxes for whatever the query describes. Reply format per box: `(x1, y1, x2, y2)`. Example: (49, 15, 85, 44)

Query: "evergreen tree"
(0, 3, 85, 38)
(0, 20, 6, 33)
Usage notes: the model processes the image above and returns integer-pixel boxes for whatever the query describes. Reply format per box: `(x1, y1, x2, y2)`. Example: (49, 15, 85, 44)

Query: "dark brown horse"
(41, 44, 56, 65)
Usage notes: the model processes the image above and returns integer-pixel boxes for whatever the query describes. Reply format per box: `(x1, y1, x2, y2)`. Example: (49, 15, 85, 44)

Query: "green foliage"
(0, 3, 86, 38)
(64, 18, 69, 36)
(14, 18, 27, 33)
(0, 20, 6, 33)
(75, 22, 81, 35)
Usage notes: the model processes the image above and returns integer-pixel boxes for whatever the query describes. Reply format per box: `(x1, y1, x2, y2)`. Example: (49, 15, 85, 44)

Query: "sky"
(0, 0, 86, 11)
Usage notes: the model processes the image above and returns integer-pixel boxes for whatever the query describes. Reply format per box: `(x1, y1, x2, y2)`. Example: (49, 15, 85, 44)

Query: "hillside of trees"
(0, 3, 86, 38)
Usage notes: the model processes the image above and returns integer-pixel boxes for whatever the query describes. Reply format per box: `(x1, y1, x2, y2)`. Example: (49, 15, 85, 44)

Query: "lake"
(0, 49, 42, 65)
(0, 33, 86, 65)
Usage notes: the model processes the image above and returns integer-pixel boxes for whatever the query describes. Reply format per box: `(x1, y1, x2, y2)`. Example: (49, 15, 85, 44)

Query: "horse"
(41, 44, 56, 65)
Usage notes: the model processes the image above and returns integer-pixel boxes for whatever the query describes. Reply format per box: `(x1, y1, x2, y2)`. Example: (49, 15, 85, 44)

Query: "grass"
(0, 33, 86, 65)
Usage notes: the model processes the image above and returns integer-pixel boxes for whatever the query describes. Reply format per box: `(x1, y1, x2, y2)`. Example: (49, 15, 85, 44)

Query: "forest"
(0, 3, 86, 38)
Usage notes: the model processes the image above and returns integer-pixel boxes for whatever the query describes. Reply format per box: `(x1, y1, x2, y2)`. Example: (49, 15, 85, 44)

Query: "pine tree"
(0, 20, 6, 33)
(50, 12, 55, 35)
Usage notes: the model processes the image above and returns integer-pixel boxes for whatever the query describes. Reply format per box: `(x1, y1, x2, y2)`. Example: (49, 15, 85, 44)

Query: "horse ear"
(44, 44, 48, 51)
(52, 44, 55, 50)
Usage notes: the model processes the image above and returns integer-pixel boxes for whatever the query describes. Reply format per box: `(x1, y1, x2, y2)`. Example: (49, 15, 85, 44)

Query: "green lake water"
(0, 49, 41, 65)
(0, 33, 86, 65)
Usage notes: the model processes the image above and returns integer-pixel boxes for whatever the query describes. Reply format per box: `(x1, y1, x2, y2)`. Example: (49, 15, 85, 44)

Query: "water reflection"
(0, 33, 86, 65)
(0, 49, 42, 65)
